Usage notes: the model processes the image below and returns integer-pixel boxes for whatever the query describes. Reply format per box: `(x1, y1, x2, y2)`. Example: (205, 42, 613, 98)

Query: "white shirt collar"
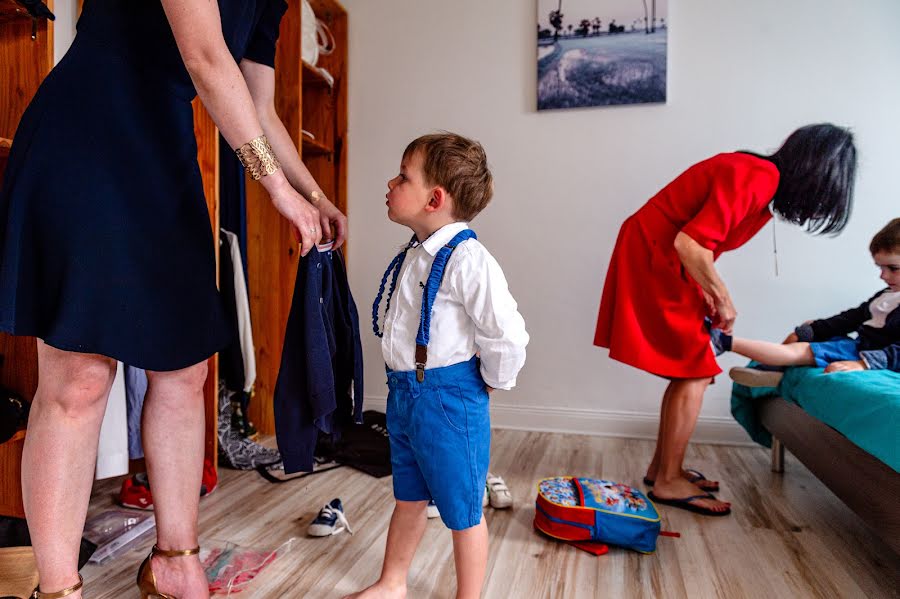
(419, 222, 470, 256)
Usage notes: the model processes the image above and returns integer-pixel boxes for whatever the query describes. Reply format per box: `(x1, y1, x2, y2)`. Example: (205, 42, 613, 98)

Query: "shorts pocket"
(436, 385, 468, 433)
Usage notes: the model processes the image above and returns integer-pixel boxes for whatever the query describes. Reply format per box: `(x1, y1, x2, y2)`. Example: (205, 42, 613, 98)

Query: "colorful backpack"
(534, 477, 675, 554)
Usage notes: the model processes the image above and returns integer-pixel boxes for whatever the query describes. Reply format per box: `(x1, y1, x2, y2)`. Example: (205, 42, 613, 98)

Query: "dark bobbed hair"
(763, 123, 857, 235)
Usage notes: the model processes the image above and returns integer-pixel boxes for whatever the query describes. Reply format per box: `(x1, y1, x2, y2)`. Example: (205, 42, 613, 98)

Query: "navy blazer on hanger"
(274, 245, 364, 473)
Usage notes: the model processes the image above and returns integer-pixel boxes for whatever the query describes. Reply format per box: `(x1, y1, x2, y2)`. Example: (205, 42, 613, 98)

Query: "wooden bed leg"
(771, 437, 785, 473)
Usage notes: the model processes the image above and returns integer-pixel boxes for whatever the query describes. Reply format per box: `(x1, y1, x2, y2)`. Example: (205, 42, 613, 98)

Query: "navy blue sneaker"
(308, 498, 353, 537)
(704, 317, 732, 356)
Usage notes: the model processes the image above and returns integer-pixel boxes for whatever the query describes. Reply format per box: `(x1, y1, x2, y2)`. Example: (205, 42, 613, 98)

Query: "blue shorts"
(810, 337, 860, 367)
(386, 357, 490, 531)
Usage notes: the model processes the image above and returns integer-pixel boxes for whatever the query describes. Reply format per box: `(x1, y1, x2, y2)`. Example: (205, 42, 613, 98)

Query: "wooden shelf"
(6, 428, 25, 443)
(0, 1, 30, 24)
(0, 137, 11, 158)
(302, 61, 333, 88)
(302, 136, 333, 157)
(247, 0, 346, 435)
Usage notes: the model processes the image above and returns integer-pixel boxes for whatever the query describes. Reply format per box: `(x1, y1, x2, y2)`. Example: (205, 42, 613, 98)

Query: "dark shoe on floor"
(729, 366, 784, 388)
(308, 498, 353, 537)
(647, 492, 731, 517)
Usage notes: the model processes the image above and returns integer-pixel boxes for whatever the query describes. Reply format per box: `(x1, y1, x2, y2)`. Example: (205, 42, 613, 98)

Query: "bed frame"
(758, 396, 900, 555)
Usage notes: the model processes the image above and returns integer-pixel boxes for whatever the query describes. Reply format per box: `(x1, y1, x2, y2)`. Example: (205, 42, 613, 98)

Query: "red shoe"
(118, 472, 153, 510)
(200, 458, 218, 497)
(118, 459, 218, 510)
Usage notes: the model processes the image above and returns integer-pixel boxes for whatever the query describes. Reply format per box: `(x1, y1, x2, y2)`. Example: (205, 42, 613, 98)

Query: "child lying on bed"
(712, 218, 900, 387)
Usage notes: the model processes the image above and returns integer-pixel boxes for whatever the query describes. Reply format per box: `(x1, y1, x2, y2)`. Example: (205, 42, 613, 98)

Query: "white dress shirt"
(864, 290, 900, 329)
(380, 222, 529, 390)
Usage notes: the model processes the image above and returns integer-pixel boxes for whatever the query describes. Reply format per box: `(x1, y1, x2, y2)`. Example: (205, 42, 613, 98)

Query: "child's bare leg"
(451, 519, 488, 599)
(731, 339, 816, 366)
(343, 500, 428, 599)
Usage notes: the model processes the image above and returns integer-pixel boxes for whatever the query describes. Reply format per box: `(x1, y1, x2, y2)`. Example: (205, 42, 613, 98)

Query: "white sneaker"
(486, 473, 512, 509)
(429, 487, 491, 518)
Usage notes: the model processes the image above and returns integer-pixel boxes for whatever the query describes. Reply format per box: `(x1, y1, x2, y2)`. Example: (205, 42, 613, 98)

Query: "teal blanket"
(731, 365, 900, 473)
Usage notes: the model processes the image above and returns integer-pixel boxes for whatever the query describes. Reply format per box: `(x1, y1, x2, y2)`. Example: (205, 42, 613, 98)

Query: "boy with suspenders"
(348, 133, 528, 599)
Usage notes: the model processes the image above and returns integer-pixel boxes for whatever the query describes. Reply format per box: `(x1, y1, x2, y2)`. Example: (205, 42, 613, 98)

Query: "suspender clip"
(415, 344, 428, 382)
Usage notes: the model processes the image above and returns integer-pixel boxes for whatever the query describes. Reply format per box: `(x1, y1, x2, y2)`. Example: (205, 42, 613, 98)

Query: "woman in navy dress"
(0, 1, 345, 597)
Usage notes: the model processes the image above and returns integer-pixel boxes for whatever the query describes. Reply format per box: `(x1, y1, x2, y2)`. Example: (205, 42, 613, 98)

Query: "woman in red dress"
(595, 124, 857, 515)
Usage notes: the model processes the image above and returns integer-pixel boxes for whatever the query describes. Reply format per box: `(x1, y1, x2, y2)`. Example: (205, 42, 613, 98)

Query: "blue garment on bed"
(730, 363, 900, 473)
(809, 337, 860, 367)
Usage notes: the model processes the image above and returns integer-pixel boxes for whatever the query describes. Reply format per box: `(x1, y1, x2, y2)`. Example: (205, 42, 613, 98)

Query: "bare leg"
(142, 362, 210, 599)
(645, 383, 719, 490)
(23, 341, 117, 598)
(452, 519, 488, 599)
(343, 500, 429, 599)
(731, 339, 816, 366)
(646, 383, 673, 481)
(652, 378, 730, 513)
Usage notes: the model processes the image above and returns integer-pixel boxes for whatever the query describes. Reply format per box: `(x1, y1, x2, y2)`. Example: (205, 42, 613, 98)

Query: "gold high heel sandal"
(136, 544, 201, 599)
(31, 574, 83, 598)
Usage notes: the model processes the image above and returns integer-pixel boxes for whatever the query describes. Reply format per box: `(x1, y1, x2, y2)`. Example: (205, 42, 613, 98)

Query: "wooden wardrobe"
(0, 0, 348, 518)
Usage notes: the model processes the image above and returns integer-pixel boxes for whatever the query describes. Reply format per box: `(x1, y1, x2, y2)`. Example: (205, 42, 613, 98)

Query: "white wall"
(52, 0, 77, 65)
(341, 0, 900, 443)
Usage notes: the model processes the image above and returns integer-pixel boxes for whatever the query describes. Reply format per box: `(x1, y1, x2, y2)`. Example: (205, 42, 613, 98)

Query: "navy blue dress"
(0, 0, 287, 371)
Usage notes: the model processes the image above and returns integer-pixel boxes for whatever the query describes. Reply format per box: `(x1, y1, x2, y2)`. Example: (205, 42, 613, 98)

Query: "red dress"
(594, 153, 780, 378)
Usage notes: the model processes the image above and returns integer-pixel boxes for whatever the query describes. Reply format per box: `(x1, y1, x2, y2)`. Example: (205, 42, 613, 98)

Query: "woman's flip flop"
(647, 491, 731, 517)
(643, 469, 720, 492)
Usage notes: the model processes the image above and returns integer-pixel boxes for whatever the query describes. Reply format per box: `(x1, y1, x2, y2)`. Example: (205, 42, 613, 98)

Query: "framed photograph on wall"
(537, 0, 668, 110)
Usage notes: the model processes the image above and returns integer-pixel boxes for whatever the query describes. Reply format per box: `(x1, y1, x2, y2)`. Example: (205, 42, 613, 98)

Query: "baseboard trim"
(362, 396, 754, 446)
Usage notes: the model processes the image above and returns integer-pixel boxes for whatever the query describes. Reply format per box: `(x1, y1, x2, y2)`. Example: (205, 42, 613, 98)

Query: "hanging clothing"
(595, 152, 780, 379)
(274, 244, 364, 474)
(125, 365, 148, 460)
(219, 230, 256, 395)
(222, 230, 256, 392)
(218, 234, 245, 393)
(96, 363, 128, 480)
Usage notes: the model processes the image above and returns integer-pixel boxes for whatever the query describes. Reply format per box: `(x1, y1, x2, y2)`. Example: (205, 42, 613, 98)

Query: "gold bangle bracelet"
(235, 135, 281, 180)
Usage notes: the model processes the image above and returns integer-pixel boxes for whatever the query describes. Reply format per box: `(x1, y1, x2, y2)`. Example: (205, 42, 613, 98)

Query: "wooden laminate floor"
(81, 430, 900, 598)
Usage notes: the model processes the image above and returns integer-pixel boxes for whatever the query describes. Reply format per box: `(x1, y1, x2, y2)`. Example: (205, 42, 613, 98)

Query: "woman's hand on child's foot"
(824, 360, 867, 373)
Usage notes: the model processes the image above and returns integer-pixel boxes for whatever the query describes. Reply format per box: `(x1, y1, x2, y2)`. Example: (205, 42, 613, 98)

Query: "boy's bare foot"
(342, 581, 407, 599)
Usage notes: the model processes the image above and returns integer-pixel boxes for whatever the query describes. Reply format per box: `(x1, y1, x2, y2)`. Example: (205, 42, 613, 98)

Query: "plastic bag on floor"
(202, 538, 295, 596)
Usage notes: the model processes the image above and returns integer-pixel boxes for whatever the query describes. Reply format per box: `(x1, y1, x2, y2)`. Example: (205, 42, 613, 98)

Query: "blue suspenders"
(372, 229, 477, 382)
